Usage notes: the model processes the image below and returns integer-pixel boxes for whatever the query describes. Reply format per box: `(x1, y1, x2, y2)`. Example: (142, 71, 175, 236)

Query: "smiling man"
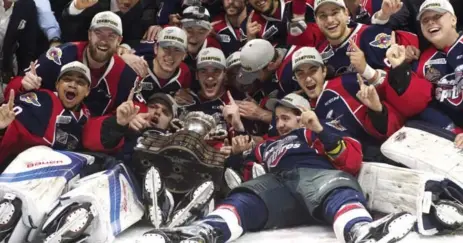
(0, 61, 91, 164)
(5, 11, 139, 116)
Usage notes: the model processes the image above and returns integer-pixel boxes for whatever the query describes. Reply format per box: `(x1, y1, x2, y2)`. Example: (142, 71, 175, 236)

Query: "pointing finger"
(30, 61, 37, 75)
(247, 10, 255, 24)
(349, 38, 360, 52)
(357, 73, 366, 88)
(227, 91, 236, 105)
(127, 88, 135, 102)
(7, 90, 15, 110)
(390, 31, 397, 45)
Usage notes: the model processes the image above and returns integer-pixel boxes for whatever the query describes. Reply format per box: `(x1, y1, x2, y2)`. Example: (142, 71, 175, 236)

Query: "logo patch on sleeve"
(20, 92, 41, 107)
(369, 33, 392, 49)
(46, 47, 63, 65)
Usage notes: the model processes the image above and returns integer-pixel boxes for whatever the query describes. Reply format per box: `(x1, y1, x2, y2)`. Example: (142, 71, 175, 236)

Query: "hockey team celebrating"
(0, 0, 463, 242)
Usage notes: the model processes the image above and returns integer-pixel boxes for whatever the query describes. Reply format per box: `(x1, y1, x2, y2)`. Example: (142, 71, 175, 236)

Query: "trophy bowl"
(183, 111, 217, 137)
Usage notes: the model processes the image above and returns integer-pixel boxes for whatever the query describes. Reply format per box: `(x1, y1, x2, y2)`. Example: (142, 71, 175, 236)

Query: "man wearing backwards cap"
(143, 93, 416, 243)
(0, 61, 92, 164)
(313, 0, 419, 82)
(5, 11, 139, 117)
(415, 0, 463, 128)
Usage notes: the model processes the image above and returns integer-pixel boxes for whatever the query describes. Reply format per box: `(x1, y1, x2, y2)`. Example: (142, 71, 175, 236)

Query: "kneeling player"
(0, 61, 91, 165)
(140, 93, 416, 243)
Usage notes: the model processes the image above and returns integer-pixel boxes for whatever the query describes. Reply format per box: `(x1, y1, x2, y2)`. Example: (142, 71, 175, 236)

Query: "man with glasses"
(415, 0, 463, 128)
(4, 11, 139, 116)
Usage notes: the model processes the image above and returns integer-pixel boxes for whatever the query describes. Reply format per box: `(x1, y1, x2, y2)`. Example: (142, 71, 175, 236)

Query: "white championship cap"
(226, 51, 241, 69)
(314, 0, 346, 13)
(238, 39, 275, 85)
(58, 61, 91, 84)
(292, 47, 324, 71)
(181, 6, 212, 30)
(197, 47, 226, 69)
(148, 93, 179, 118)
(417, 0, 455, 20)
(157, 26, 188, 51)
(266, 93, 311, 111)
(90, 11, 123, 36)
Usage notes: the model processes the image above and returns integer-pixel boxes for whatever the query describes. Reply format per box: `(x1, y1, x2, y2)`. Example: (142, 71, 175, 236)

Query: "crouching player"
(140, 93, 416, 243)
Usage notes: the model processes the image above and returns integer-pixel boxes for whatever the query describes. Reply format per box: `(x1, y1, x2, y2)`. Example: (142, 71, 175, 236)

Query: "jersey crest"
(46, 47, 63, 65)
(263, 135, 301, 168)
(369, 33, 391, 49)
(20, 92, 41, 107)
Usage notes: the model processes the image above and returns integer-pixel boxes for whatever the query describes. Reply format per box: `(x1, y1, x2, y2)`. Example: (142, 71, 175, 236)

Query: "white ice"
(115, 222, 463, 243)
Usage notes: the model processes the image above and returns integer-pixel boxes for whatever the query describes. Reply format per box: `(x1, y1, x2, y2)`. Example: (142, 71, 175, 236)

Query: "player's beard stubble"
(88, 41, 115, 63)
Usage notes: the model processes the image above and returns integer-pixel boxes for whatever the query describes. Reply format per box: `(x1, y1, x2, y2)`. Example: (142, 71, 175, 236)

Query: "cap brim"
(57, 69, 90, 85)
(265, 99, 298, 111)
(237, 68, 259, 85)
(293, 60, 323, 71)
(91, 24, 122, 36)
(417, 8, 448, 21)
(159, 41, 187, 52)
(181, 19, 211, 30)
(197, 61, 226, 70)
(148, 93, 177, 117)
(315, 1, 345, 13)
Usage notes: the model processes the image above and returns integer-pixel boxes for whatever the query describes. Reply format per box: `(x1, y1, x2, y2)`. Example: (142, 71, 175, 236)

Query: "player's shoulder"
(16, 90, 55, 109)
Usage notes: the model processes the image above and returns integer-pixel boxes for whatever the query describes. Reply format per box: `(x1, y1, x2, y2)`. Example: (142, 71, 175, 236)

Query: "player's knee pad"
(358, 162, 463, 235)
(41, 163, 145, 243)
(0, 146, 93, 242)
(381, 121, 463, 188)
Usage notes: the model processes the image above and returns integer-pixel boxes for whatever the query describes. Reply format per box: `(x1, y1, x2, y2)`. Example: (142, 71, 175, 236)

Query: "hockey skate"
(143, 166, 174, 228)
(41, 163, 145, 243)
(167, 181, 215, 228)
(41, 202, 94, 243)
(138, 221, 223, 243)
(433, 200, 463, 230)
(0, 146, 93, 242)
(347, 212, 416, 243)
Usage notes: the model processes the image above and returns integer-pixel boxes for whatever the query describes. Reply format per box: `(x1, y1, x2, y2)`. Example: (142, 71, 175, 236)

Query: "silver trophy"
(182, 111, 216, 137)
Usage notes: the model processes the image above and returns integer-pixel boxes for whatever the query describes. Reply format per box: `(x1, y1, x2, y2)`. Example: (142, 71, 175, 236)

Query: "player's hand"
(236, 98, 262, 121)
(129, 112, 153, 131)
(143, 25, 163, 41)
(386, 43, 406, 69)
(405, 45, 420, 63)
(74, 0, 99, 10)
(297, 105, 323, 133)
(174, 88, 195, 106)
(117, 45, 134, 56)
(168, 14, 182, 27)
(0, 90, 16, 129)
(231, 135, 253, 155)
(356, 74, 383, 112)
(21, 62, 42, 91)
(120, 53, 149, 77)
(378, 0, 403, 20)
(455, 133, 463, 149)
(116, 89, 140, 126)
(221, 91, 241, 127)
(346, 39, 367, 74)
(246, 11, 262, 40)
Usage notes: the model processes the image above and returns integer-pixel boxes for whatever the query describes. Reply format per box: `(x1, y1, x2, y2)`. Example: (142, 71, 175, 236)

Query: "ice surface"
(115, 222, 463, 243)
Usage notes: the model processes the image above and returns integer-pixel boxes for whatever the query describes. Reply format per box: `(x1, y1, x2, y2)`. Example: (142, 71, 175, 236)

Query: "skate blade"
(224, 168, 242, 190)
(44, 206, 93, 243)
(168, 181, 214, 228)
(434, 201, 463, 228)
(377, 213, 416, 243)
(252, 163, 266, 179)
(145, 167, 163, 228)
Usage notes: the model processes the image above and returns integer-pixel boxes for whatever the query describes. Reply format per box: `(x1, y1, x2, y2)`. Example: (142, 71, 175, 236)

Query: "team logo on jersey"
(435, 73, 463, 106)
(20, 92, 41, 107)
(425, 65, 442, 82)
(369, 33, 392, 49)
(219, 34, 231, 43)
(326, 119, 347, 131)
(264, 135, 300, 168)
(46, 47, 63, 65)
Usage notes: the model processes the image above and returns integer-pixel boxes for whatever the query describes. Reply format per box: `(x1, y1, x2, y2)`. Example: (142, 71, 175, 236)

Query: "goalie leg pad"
(381, 122, 463, 188)
(358, 162, 463, 235)
(41, 163, 145, 243)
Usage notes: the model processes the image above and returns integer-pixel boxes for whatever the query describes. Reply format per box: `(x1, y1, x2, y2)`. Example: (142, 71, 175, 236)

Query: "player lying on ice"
(139, 92, 417, 243)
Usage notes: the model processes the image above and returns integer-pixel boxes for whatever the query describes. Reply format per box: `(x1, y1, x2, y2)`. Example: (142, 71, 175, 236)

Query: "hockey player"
(313, 0, 418, 80)
(136, 27, 192, 102)
(4, 11, 139, 116)
(415, 0, 463, 127)
(156, 0, 223, 26)
(0, 61, 91, 165)
(140, 93, 416, 243)
(212, 0, 247, 57)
